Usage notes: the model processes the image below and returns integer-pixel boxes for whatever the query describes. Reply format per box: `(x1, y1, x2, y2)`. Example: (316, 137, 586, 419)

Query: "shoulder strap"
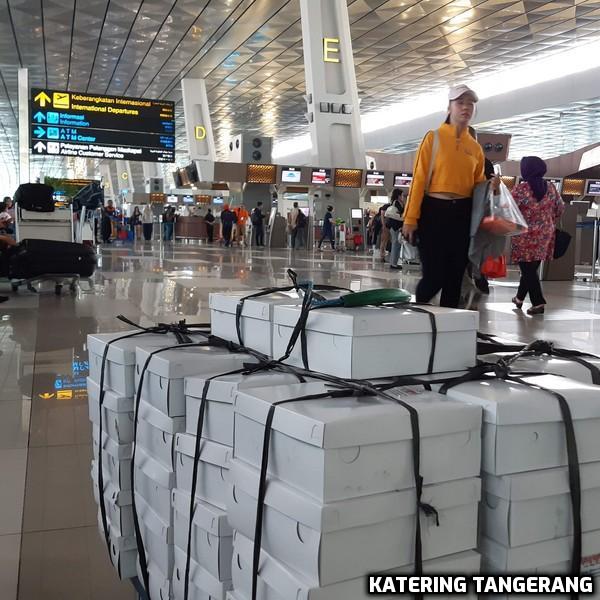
(425, 129, 439, 193)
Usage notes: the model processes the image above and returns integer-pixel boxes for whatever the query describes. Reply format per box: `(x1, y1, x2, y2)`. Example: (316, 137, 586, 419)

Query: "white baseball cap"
(448, 84, 479, 102)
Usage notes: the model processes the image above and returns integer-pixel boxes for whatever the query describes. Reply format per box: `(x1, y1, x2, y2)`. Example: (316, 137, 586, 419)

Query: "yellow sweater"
(403, 123, 486, 226)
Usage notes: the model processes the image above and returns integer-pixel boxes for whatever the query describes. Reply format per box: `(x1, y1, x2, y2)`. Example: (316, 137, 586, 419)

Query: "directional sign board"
(30, 88, 175, 163)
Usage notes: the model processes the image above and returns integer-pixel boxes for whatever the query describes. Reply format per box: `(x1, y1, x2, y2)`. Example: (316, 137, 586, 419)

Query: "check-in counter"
(174, 216, 220, 240)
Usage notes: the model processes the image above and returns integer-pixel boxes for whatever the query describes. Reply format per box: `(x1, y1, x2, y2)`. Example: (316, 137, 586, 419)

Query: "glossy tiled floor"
(2, 240, 600, 599)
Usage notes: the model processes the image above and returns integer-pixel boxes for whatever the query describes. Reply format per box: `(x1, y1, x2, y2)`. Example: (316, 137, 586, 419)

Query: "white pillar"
(18, 68, 30, 184)
(299, 0, 365, 169)
(181, 78, 217, 181)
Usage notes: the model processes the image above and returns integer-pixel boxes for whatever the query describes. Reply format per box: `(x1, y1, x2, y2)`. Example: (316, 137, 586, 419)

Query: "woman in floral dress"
(511, 156, 564, 315)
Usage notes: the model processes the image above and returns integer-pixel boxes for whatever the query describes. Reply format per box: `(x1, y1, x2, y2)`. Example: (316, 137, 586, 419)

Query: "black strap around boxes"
(95, 318, 210, 562)
(439, 362, 582, 588)
(476, 332, 527, 354)
(234, 268, 352, 347)
(506, 340, 600, 386)
(130, 341, 214, 599)
(248, 378, 441, 600)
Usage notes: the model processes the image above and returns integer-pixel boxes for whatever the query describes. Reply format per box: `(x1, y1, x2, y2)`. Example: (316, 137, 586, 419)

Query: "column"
(18, 68, 29, 184)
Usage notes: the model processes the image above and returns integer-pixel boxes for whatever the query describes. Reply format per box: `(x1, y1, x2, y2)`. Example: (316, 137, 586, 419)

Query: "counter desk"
(174, 216, 221, 240)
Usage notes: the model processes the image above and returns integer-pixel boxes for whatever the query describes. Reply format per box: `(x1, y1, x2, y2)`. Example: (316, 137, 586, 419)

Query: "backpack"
(296, 210, 307, 227)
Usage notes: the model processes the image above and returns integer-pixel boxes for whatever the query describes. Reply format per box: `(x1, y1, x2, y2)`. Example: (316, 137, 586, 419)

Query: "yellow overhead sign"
(53, 92, 70, 109)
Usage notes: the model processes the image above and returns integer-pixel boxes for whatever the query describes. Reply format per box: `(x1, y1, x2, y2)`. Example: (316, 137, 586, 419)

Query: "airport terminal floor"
(0, 239, 599, 599)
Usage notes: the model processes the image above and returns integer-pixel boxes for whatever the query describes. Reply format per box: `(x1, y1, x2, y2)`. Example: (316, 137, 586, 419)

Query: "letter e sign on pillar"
(323, 38, 340, 63)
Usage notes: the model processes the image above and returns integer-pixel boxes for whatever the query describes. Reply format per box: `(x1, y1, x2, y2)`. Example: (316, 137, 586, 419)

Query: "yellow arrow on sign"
(39, 392, 55, 400)
(34, 91, 51, 107)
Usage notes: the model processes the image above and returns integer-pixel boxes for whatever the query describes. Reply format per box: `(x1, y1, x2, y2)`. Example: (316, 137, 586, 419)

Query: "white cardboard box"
(478, 351, 600, 386)
(137, 400, 185, 471)
(92, 424, 132, 490)
(209, 289, 306, 357)
(139, 560, 173, 600)
(481, 529, 600, 573)
(135, 493, 174, 578)
(184, 372, 304, 445)
(233, 381, 481, 502)
(87, 376, 133, 414)
(88, 330, 207, 397)
(445, 374, 600, 475)
(482, 462, 600, 547)
(172, 488, 233, 582)
(91, 464, 133, 538)
(231, 531, 480, 600)
(134, 447, 174, 524)
(271, 303, 478, 379)
(136, 346, 255, 417)
(175, 433, 231, 510)
(227, 458, 480, 586)
(88, 381, 135, 445)
(105, 522, 137, 580)
(173, 545, 232, 600)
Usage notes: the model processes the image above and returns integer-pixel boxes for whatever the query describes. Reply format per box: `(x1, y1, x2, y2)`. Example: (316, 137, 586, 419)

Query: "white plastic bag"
(479, 182, 528, 237)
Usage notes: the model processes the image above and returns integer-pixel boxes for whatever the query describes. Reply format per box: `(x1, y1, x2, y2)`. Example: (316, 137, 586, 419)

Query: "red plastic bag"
(481, 255, 507, 279)
(479, 183, 528, 237)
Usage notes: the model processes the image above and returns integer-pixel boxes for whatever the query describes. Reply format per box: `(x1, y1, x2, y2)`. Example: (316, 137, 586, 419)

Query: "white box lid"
(135, 446, 174, 489)
(171, 488, 232, 537)
(108, 524, 137, 552)
(138, 399, 185, 435)
(446, 374, 600, 425)
(185, 371, 306, 402)
(136, 345, 255, 379)
(209, 289, 304, 321)
(134, 492, 171, 542)
(87, 377, 133, 412)
(234, 381, 482, 449)
(92, 463, 132, 506)
(229, 458, 481, 532)
(174, 546, 232, 598)
(175, 433, 231, 470)
(272, 303, 478, 337)
(92, 424, 132, 460)
(483, 462, 600, 502)
(88, 330, 207, 365)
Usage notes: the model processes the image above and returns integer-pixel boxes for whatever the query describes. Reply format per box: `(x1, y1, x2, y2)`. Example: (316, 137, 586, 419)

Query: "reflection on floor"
(1, 240, 599, 599)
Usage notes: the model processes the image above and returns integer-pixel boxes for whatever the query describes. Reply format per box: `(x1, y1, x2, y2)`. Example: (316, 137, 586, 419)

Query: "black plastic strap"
(130, 342, 211, 599)
(439, 363, 582, 587)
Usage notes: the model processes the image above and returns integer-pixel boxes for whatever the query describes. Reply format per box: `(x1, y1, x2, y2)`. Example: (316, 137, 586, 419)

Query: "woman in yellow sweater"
(402, 85, 489, 308)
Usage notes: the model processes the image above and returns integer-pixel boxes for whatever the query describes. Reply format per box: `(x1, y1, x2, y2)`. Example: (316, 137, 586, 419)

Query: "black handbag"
(553, 228, 571, 259)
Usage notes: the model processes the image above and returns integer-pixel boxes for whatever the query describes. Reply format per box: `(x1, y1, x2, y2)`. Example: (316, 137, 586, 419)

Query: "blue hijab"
(520, 156, 547, 201)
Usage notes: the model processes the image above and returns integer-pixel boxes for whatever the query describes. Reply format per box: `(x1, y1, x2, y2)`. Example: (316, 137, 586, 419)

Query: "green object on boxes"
(313, 288, 411, 308)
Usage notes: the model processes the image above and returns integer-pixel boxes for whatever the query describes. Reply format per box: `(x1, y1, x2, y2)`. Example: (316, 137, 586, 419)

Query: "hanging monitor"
(587, 180, 600, 196)
(351, 208, 363, 219)
(311, 168, 331, 185)
(394, 173, 413, 187)
(281, 166, 302, 183)
(365, 170, 385, 187)
(182, 195, 195, 204)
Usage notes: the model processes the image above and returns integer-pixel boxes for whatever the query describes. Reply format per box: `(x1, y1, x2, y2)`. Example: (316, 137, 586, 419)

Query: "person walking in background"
(251, 202, 265, 247)
(233, 204, 249, 246)
(402, 84, 496, 308)
(142, 204, 153, 241)
(379, 202, 391, 262)
(511, 156, 564, 315)
(368, 208, 382, 254)
(162, 206, 176, 241)
(318, 205, 335, 250)
(385, 190, 404, 270)
(220, 204, 236, 247)
(205, 208, 215, 243)
(130, 206, 142, 241)
(291, 202, 307, 249)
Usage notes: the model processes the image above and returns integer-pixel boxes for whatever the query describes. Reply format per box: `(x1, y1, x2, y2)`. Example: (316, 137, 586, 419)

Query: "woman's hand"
(402, 223, 418, 244)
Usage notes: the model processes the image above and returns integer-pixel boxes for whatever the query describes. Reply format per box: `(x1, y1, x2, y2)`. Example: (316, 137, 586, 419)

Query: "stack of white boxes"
(444, 373, 600, 579)
(173, 371, 304, 600)
(133, 345, 255, 599)
(226, 379, 483, 599)
(87, 330, 208, 580)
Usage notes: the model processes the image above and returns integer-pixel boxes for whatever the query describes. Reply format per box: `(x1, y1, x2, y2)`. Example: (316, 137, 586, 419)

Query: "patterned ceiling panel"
(0, 0, 599, 184)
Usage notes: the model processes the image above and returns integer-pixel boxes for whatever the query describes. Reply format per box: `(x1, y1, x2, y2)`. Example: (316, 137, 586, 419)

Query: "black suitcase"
(8, 239, 96, 279)
(13, 183, 55, 212)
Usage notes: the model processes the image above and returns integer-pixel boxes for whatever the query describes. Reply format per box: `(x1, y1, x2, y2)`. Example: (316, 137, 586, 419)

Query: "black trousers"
(416, 196, 472, 308)
(517, 261, 546, 306)
(143, 223, 153, 241)
(222, 224, 233, 246)
(206, 223, 214, 243)
(253, 225, 264, 246)
(318, 227, 335, 248)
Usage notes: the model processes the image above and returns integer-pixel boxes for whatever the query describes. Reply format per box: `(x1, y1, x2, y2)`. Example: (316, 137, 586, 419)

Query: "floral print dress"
(510, 182, 564, 263)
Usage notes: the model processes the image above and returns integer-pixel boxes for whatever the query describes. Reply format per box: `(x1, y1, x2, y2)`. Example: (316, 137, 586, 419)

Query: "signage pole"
(18, 68, 30, 183)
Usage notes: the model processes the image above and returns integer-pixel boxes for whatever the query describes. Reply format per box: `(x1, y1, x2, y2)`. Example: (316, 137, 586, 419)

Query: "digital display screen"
(213, 197, 224, 204)
(182, 196, 195, 204)
(30, 87, 175, 163)
(587, 180, 600, 196)
(311, 168, 331, 185)
(167, 195, 178, 204)
(366, 170, 385, 187)
(394, 173, 413, 187)
(281, 167, 301, 183)
(351, 208, 363, 219)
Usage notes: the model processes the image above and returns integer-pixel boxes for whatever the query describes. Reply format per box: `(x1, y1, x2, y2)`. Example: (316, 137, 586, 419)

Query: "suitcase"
(8, 239, 96, 279)
(13, 183, 55, 212)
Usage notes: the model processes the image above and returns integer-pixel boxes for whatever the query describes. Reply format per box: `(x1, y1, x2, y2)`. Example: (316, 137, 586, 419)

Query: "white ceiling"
(1, 0, 600, 184)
